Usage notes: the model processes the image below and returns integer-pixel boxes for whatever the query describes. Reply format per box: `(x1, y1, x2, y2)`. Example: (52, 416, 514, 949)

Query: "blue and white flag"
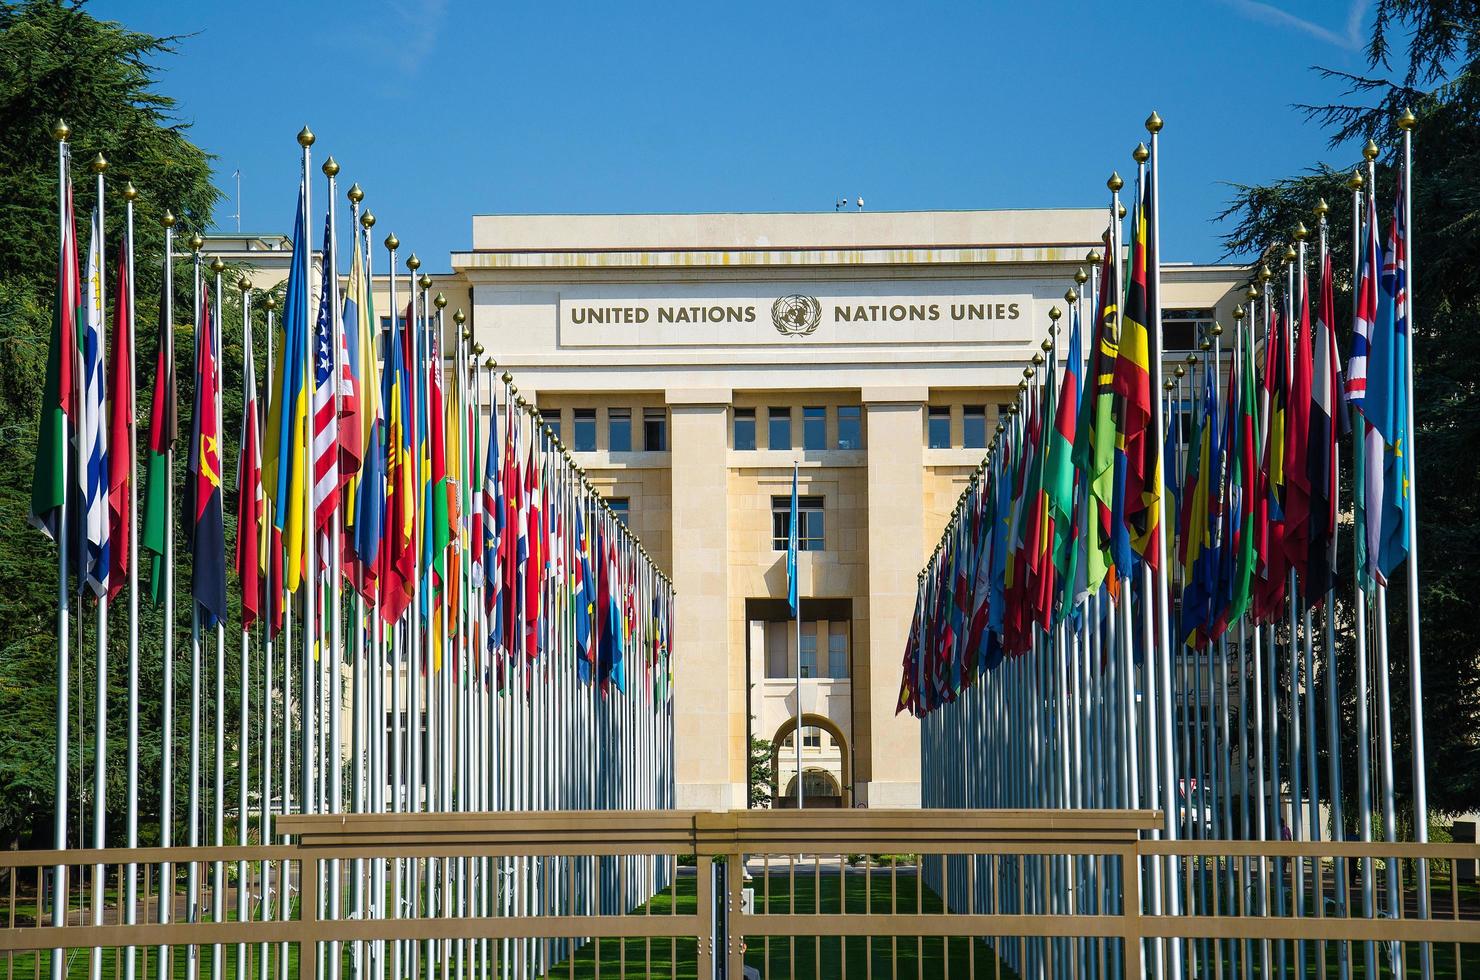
(78, 206, 110, 598)
(787, 463, 799, 615)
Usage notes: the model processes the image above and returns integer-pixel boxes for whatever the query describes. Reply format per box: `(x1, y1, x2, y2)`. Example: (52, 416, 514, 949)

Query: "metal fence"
(0, 810, 1474, 979)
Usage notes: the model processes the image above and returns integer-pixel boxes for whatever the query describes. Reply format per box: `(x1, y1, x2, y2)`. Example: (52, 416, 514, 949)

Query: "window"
(802, 729, 822, 749)
(772, 495, 824, 552)
(768, 407, 791, 450)
(734, 408, 756, 451)
(1163, 308, 1214, 352)
(963, 405, 987, 449)
(608, 408, 631, 452)
(573, 409, 596, 452)
(836, 405, 861, 450)
(800, 623, 817, 679)
(827, 623, 849, 679)
(765, 621, 789, 678)
(643, 408, 667, 451)
(928, 406, 951, 449)
(609, 498, 630, 528)
(803, 406, 826, 451)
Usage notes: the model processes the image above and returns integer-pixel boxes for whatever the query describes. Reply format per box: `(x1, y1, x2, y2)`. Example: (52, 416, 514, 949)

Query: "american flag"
(311, 215, 340, 533)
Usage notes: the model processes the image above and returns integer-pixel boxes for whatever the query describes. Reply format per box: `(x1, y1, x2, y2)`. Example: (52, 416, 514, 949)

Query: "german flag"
(1112, 169, 1161, 569)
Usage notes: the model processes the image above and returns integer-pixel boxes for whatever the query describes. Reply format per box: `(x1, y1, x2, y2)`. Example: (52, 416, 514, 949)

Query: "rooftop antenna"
(856, 196, 865, 210)
(835, 197, 846, 211)
(232, 169, 241, 232)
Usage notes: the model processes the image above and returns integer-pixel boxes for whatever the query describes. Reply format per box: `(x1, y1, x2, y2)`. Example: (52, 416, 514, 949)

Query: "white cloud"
(1219, 0, 1366, 50)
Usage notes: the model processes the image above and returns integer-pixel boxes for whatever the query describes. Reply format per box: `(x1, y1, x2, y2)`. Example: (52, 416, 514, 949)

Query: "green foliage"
(748, 734, 774, 809)
(1219, 3, 1480, 817)
(0, 1, 242, 848)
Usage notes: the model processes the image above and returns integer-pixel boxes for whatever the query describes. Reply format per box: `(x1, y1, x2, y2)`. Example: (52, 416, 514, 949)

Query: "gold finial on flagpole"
(1396, 107, 1416, 131)
(1133, 142, 1149, 163)
(238, 276, 251, 293)
(1107, 172, 1123, 192)
(1210, 322, 1223, 337)
(52, 119, 70, 142)
(484, 358, 495, 371)
(161, 210, 176, 228)
(1164, 378, 1175, 392)
(501, 372, 512, 384)
(471, 341, 483, 356)
(418, 274, 432, 291)
(1145, 111, 1163, 133)
(297, 126, 315, 147)
(322, 156, 339, 177)
(1293, 222, 1308, 242)
(189, 233, 204, 252)
(1174, 364, 1185, 379)
(1074, 268, 1087, 285)
(384, 232, 399, 250)
(90, 153, 108, 174)
(264, 295, 277, 311)
(1048, 306, 1061, 323)
(454, 310, 466, 326)
(123, 182, 137, 201)
(1065, 287, 1078, 304)
(1314, 198, 1329, 218)
(348, 183, 364, 203)
(1245, 285, 1259, 302)
(1118, 203, 1127, 219)
(434, 292, 447, 309)
(1347, 169, 1364, 191)
(1234, 305, 1245, 322)
(1087, 249, 1101, 264)
(406, 253, 420, 271)
(209, 256, 225, 274)
(1282, 244, 1297, 263)
(362, 210, 376, 228)
(1258, 264, 1272, 283)
(1363, 139, 1379, 161)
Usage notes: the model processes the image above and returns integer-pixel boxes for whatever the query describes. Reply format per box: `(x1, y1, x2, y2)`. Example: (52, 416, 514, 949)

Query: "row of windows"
(549, 408, 668, 453)
(772, 495, 824, 551)
(733, 405, 862, 452)
(927, 405, 993, 450)
(765, 620, 850, 679)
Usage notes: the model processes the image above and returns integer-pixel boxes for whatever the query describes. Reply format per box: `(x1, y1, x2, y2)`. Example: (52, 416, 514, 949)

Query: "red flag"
(236, 325, 264, 629)
(1283, 271, 1314, 583)
(106, 239, 132, 601)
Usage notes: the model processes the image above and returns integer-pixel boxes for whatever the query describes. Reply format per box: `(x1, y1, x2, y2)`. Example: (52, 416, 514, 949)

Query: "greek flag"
(78, 206, 110, 598)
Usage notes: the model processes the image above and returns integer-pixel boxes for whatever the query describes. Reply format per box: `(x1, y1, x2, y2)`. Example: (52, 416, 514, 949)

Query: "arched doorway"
(769, 712, 851, 807)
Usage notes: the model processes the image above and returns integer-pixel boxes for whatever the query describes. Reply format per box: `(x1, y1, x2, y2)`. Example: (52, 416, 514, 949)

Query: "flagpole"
(1396, 110, 1432, 976)
(297, 126, 318, 826)
(1347, 165, 1377, 976)
(235, 276, 254, 980)
(119, 176, 141, 980)
(793, 460, 803, 811)
(185, 234, 203, 980)
(47, 120, 72, 980)
(347, 183, 368, 980)
(207, 254, 228, 980)
(321, 153, 345, 980)
(260, 292, 278, 980)
(86, 152, 109, 980)
(156, 210, 178, 980)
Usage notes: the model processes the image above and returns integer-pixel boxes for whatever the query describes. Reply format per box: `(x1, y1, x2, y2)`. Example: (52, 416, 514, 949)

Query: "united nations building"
(209, 207, 1243, 811)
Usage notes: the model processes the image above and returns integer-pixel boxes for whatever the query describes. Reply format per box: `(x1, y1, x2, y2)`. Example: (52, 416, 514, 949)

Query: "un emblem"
(771, 294, 821, 337)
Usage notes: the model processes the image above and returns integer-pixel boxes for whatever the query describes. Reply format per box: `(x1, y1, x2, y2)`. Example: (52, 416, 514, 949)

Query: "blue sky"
(93, 0, 1390, 270)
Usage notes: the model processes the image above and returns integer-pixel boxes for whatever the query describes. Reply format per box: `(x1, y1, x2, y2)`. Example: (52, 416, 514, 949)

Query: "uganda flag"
(1112, 169, 1161, 569)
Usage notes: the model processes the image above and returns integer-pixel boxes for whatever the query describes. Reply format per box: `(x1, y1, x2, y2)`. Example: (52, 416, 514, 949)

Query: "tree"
(0, 0, 220, 848)
(748, 735, 774, 809)
(1219, 1, 1480, 819)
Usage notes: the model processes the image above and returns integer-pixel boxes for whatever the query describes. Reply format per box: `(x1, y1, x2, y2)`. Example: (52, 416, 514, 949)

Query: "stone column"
(667, 388, 742, 810)
(858, 387, 926, 807)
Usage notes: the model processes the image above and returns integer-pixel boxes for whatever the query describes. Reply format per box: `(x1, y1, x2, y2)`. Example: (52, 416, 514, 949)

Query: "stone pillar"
(667, 389, 742, 810)
(858, 387, 926, 807)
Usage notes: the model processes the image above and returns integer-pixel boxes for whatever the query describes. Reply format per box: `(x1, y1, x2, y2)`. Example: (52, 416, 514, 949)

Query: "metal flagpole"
(1348, 164, 1377, 977)
(157, 209, 178, 980)
(1396, 109, 1433, 980)
(793, 460, 803, 811)
(322, 154, 345, 980)
(121, 178, 141, 980)
(87, 153, 108, 980)
(347, 185, 368, 980)
(185, 235, 203, 980)
(260, 292, 278, 980)
(236, 277, 254, 980)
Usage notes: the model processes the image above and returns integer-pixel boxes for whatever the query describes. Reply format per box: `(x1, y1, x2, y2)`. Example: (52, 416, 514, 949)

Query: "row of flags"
(30, 146, 676, 702)
(898, 141, 1415, 721)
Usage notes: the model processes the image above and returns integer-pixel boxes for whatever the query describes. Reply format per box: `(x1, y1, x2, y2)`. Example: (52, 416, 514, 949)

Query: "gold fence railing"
(0, 810, 1474, 979)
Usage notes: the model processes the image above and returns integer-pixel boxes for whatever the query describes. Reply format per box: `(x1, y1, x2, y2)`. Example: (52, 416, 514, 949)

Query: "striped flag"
(379, 302, 417, 624)
(1113, 172, 1160, 569)
(78, 206, 110, 598)
(140, 269, 176, 603)
(106, 236, 132, 601)
(236, 301, 265, 628)
(311, 215, 340, 534)
(1306, 248, 1341, 601)
(344, 225, 382, 599)
(265, 186, 310, 593)
(188, 284, 226, 625)
(30, 176, 80, 545)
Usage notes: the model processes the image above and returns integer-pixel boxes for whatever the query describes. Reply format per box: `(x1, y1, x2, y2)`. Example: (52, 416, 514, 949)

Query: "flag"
(1253, 303, 1289, 621)
(188, 284, 226, 625)
(1113, 173, 1160, 568)
(573, 501, 593, 682)
(344, 225, 383, 599)
(1048, 306, 1083, 578)
(522, 434, 541, 658)
(1364, 178, 1410, 581)
(379, 301, 417, 623)
(106, 236, 132, 601)
(265, 186, 310, 593)
(1074, 243, 1118, 593)
(1347, 191, 1379, 412)
(236, 303, 264, 628)
(30, 175, 80, 545)
(78, 206, 110, 598)
(483, 386, 504, 652)
(140, 268, 176, 604)
(1305, 248, 1340, 601)
(311, 215, 340, 535)
(787, 464, 799, 616)
(1283, 265, 1314, 585)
